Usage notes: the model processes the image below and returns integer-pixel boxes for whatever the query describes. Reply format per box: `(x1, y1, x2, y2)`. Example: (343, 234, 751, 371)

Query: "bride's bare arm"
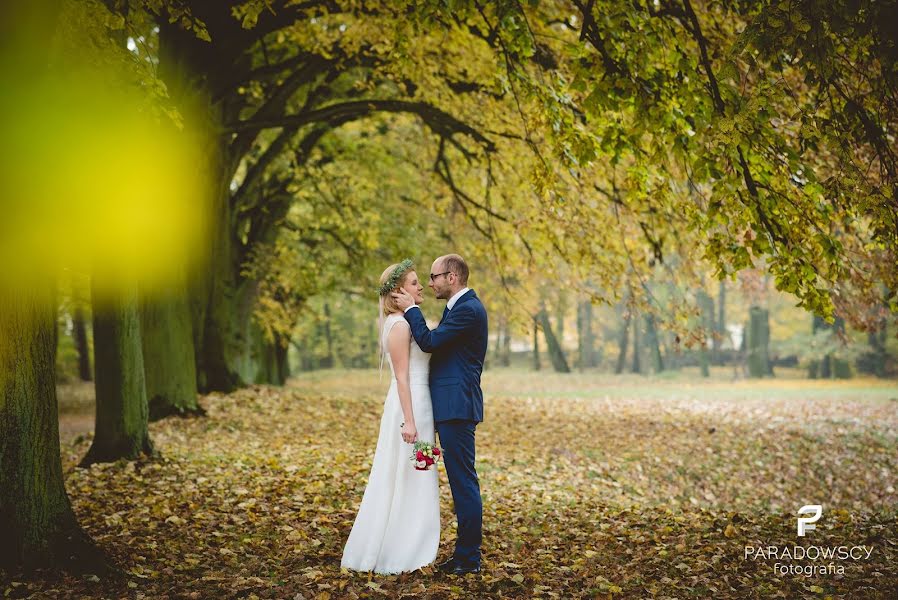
(387, 322, 418, 444)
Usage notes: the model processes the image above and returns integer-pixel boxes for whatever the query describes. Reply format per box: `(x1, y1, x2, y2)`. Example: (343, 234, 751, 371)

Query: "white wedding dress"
(340, 313, 440, 574)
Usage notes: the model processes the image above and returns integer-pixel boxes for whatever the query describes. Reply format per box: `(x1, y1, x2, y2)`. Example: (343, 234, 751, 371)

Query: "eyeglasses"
(429, 271, 451, 282)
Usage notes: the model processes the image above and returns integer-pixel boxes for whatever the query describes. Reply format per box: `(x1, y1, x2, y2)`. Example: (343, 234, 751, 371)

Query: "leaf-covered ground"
(6, 368, 898, 599)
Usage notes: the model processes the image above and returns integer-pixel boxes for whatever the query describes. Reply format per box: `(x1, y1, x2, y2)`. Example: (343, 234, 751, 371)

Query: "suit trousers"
(435, 418, 482, 566)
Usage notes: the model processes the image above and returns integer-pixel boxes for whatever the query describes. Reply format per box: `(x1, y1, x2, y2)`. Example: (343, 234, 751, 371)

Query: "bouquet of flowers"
(411, 440, 442, 471)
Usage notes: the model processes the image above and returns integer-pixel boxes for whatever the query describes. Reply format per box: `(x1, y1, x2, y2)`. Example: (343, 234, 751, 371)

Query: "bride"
(340, 259, 440, 574)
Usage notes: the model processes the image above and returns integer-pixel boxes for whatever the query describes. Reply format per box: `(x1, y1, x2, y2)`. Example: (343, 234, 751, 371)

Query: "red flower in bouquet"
(410, 440, 442, 471)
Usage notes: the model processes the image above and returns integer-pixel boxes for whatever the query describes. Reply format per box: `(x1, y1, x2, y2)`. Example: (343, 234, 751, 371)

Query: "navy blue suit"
(404, 289, 487, 567)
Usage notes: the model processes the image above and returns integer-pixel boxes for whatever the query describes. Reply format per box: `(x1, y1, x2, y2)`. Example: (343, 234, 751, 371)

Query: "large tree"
(0, 283, 110, 572)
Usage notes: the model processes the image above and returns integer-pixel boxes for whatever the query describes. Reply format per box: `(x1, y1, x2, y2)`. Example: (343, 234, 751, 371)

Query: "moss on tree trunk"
(140, 274, 203, 421)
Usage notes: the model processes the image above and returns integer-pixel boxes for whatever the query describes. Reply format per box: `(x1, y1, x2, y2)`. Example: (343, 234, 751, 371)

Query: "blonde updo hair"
(379, 262, 415, 316)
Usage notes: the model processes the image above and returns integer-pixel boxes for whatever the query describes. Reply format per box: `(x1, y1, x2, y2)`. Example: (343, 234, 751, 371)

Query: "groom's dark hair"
(443, 254, 469, 285)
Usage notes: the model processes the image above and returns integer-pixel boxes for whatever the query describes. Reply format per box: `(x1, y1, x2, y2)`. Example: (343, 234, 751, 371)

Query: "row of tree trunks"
(809, 315, 852, 379)
(492, 315, 512, 367)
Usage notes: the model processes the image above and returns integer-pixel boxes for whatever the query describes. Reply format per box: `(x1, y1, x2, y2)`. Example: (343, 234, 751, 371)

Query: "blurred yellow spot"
(0, 2, 212, 302)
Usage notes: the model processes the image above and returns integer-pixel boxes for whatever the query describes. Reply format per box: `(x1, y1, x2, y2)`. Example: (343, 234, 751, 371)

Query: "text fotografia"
(744, 545, 874, 577)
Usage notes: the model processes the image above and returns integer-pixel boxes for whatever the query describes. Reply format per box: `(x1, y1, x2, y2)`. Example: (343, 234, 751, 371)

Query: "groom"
(392, 253, 487, 575)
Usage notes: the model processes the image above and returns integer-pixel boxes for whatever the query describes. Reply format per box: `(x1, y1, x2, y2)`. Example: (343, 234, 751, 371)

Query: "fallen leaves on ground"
(5, 369, 898, 598)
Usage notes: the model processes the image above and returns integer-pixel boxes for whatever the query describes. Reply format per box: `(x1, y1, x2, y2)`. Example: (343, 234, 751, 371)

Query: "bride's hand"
(401, 421, 418, 444)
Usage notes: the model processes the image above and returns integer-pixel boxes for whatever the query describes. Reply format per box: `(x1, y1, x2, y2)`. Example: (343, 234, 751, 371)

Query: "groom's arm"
(403, 305, 476, 353)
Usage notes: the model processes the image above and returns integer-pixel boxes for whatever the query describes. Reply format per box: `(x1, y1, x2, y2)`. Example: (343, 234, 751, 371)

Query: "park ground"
(6, 368, 898, 599)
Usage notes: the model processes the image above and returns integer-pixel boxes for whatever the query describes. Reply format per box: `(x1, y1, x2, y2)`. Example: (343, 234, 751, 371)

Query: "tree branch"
(226, 99, 496, 152)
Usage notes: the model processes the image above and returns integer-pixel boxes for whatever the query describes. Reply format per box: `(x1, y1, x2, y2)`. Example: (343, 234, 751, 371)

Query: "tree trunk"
(577, 301, 596, 369)
(697, 290, 715, 377)
(532, 315, 541, 371)
(73, 305, 92, 381)
(809, 315, 852, 379)
(494, 316, 511, 367)
(157, 18, 251, 394)
(615, 308, 630, 375)
(191, 167, 247, 392)
(139, 273, 203, 421)
(631, 310, 641, 374)
(80, 281, 154, 466)
(0, 282, 110, 572)
(860, 326, 887, 377)
(715, 279, 726, 359)
(323, 302, 334, 369)
(645, 313, 664, 374)
(746, 306, 771, 378)
(537, 307, 570, 373)
(501, 319, 511, 367)
(555, 297, 566, 346)
(258, 331, 290, 385)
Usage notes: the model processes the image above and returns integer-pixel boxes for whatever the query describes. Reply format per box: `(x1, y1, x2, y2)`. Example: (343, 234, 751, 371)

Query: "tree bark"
(139, 273, 203, 421)
(73, 305, 92, 382)
(0, 282, 110, 572)
(80, 281, 154, 466)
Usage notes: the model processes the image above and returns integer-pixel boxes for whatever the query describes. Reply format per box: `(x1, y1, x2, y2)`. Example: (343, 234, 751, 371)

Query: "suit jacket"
(404, 289, 488, 423)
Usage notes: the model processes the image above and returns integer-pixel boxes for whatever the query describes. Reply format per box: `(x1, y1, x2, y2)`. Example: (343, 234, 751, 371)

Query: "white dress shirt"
(446, 287, 471, 311)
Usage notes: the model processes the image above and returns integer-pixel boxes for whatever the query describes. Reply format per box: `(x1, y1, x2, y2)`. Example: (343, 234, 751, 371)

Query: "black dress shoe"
(437, 557, 459, 573)
(446, 563, 481, 575)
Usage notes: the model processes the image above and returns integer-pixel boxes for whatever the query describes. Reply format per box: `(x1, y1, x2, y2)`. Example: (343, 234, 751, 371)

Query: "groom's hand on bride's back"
(391, 289, 414, 311)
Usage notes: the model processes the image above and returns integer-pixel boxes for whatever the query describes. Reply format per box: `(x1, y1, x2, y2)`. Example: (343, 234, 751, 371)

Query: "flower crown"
(378, 258, 414, 296)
